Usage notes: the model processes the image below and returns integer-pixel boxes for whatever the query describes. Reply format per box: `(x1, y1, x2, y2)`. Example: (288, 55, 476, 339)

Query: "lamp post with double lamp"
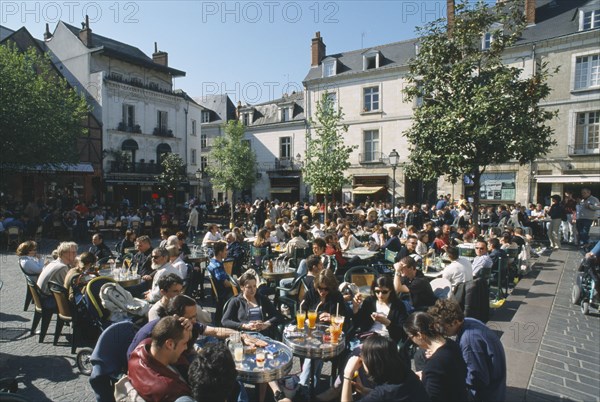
(388, 149, 399, 222)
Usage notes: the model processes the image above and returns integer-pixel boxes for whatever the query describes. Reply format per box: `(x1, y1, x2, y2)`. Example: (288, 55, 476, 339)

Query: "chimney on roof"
(152, 42, 168, 66)
(236, 100, 242, 119)
(78, 15, 92, 47)
(311, 32, 326, 67)
(447, 0, 455, 37)
(525, 0, 536, 25)
(44, 23, 52, 41)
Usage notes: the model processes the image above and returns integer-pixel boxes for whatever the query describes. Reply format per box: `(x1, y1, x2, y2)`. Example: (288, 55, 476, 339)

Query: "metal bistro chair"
(490, 257, 510, 301)
(18, 263, 34, 311)
(343, 266, 378, 296)
(277, 274, 308, 317)
(291, 247, 312, 269)
(49, 281, 79, 354)
(6, 227, 21, 251)
(25, 276, 57, 343)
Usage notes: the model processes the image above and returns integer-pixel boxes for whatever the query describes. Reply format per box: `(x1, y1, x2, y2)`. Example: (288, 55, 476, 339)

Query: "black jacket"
(354, 296, 408, 344)
(360, 371, 431, 402)
(221, 294, 284, 331)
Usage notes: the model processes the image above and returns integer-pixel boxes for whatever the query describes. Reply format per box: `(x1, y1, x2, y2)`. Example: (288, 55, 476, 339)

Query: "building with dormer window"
(42, 17, 205, 206)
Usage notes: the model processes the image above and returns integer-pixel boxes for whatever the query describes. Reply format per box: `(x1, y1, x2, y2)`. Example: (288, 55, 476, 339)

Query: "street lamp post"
(195, 169, 202, 201)
(388, 149, 399, 222)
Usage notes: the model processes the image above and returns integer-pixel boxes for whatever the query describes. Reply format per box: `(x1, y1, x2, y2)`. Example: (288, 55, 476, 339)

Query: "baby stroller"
(73, 276, 119, 375)
(572, 255, 600, 315)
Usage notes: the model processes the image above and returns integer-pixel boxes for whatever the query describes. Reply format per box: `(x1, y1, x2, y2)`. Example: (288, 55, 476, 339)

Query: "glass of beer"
(307, 310, 317, 329)
(330, 324, 342, 344)
(296, 310, 306, 330)
(255, 348, 266, 369)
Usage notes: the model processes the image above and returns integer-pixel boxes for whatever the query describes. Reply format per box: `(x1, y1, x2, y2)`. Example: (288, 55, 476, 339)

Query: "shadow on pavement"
(0, 352, 80, 402)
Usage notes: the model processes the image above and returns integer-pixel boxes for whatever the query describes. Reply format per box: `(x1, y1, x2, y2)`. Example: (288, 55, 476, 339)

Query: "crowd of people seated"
(10, 187, 599, 402)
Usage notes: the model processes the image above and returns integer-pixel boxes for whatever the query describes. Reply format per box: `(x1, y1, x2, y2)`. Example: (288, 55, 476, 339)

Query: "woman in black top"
(403, 312, 468, 402)
(352, 275, 408, 345)
(301, 268, 351, 328)
(341, 334, 430, 402)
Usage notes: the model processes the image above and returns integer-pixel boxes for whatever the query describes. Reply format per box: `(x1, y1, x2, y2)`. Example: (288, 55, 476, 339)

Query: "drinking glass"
(296, 311, 306, 329)
(307, 310, 317, 329)
(255, 349, 266, 368)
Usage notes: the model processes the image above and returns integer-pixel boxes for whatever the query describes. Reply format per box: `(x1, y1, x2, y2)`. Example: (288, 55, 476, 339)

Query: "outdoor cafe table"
(235, 333, 294, 384)
(342, 247, 378, 260)
(98, 269, 141, 287)
(283, 323, 346, 398)
(261, 267, 296, 282)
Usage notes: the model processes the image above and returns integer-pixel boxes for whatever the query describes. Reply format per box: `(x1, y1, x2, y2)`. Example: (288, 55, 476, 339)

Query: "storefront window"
(479, 172, 516, 201)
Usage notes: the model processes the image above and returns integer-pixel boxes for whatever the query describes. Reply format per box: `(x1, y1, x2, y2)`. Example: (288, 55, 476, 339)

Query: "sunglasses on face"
(151, 255, 162, 259)
(475, 247, 486, 250)
(374, 289, 390, 295)
(318, 286, 329, 291)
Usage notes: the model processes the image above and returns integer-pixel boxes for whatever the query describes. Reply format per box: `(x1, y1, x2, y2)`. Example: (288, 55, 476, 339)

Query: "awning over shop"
(0, 162, 95, 173)
(352, 186, 385, 195)
(270, 187, 294, 194)
(535, 175, 600, 184)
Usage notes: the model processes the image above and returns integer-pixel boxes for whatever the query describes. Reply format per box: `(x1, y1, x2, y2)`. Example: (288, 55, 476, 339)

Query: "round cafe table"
(283, 323, 346, 398)
(234, 334, 293, 384)
(261, 268, 296, 282)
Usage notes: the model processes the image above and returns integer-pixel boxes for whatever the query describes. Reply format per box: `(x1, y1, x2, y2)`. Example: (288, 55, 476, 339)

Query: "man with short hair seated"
(472, 240, 493, 278)
(145, 247, 180, 303)
(393, 256, 436, 311)
(128, 316, 192, 402)
(148, 274, 184, 321)
(442, 246, 473, 288)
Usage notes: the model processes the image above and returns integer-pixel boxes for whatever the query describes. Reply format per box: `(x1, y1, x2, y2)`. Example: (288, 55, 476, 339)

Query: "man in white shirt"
(442, 246, 473, 287)
(37, 241, 77, 296)
(471, 240, 493, 278)
(145, 247, 180, 303)
(311, 222, 326, 239)
(148, 273, 184, 321)
(167, 245, 189, 280)
(202, 224, 222, 247)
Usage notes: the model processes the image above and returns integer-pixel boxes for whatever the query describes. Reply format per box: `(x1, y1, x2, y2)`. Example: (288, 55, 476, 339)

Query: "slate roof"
(62, 22, 185, 77)
(193, 94, 236, 124)
(242, 92, 305, 127)
(304, 0, 597, 83)
(0, 25, 15, 41)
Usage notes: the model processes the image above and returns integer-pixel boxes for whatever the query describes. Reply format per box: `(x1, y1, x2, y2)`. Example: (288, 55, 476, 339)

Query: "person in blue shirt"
(207, 241, 233, 325)
(429, 299, 506, 402)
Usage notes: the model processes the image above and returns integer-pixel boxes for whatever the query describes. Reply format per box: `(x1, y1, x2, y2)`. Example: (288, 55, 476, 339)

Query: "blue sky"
(1, 1, 477, 103)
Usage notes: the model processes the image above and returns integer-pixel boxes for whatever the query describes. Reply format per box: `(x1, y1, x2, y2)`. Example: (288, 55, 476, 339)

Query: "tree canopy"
(207, 120, 257, 215)
(0, 42, 89, 166)
(303, 92, 357, 220)
(403, 0, 557, 220)
(158, 152, 186, 193)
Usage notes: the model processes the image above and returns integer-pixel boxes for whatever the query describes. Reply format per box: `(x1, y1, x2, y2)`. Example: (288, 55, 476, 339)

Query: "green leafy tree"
(403, 0, 557, 223)
(303, 92, 357, 221)
(0, 42, 89, 166)
(158, 153, 186, 201)
(207, 120, 257, 222)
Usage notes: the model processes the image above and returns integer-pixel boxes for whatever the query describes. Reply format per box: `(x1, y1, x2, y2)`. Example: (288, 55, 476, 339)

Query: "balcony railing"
(109, 161, 162, 174)
(359, 152, 387, 164)
(568, 144, 600, 155)
(105, 74, 185, 99)
(264, 158, 302, 172)
(153, 127, 174, 137)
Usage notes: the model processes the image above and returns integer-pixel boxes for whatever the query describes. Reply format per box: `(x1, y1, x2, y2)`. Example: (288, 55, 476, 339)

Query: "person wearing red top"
(128, 316, 192, 402)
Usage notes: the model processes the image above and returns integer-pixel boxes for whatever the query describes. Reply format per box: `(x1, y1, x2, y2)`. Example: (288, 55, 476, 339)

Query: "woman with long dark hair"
(341, 334, 429, 402)
(403, 312, 468, 402)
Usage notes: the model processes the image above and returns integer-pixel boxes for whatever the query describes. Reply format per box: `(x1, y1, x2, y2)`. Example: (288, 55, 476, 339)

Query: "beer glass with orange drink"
(296, 310, 306, 329)
(307, 310, 317, 329)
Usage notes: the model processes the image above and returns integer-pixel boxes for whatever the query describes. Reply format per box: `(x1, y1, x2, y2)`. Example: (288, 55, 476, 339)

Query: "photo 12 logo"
(200, 1, 340, 24)
(1, 2, 140, 24)
(201, 80, 303, 104)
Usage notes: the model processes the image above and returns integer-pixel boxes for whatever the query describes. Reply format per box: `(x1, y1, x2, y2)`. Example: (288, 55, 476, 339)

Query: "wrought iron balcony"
(359, 152, 386, 164)
(108, 161, 163, 174)
(264, 158, 302, 173)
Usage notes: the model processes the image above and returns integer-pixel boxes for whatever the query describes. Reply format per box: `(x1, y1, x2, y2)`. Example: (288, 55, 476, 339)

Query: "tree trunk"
(472, 171, 481, 225)
(323, 193, 328, 224)
(230, 188, 235, 228)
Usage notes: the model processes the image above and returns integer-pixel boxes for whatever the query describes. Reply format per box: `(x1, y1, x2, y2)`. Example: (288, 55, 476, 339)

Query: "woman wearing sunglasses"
(352, 276, 409, 345)
(300, 269, 351, 388)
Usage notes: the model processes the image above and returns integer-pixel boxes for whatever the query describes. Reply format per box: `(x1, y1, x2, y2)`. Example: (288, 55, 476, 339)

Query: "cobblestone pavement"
(527, 248, 600, 401)
(0, 239, 95, 401)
